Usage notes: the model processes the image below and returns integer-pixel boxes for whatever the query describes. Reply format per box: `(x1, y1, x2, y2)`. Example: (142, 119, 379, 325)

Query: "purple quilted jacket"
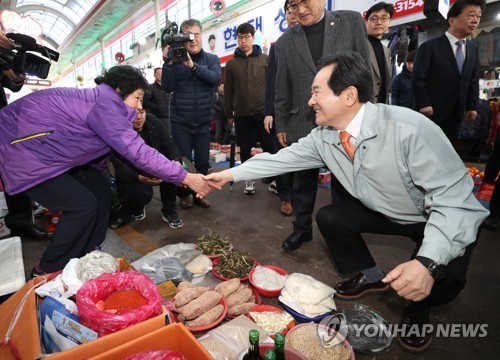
(0, 84, 187, 194)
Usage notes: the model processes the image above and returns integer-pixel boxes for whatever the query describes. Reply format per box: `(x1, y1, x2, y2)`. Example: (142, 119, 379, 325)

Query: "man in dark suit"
(274, 0, 370, 250)
(412, 0, 485, 144)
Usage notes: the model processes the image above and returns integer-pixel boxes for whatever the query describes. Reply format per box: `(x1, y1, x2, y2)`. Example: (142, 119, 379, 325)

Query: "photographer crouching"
(162, 19, 221, 209)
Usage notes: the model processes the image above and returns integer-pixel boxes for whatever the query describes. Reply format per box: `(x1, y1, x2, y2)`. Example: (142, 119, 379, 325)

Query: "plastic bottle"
(243, 329, 263, 360)
(264, 350, 276, 360)
(274, 332, 285, 360)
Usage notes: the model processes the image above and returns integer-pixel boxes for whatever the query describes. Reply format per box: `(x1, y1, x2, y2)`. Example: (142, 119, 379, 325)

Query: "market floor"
(17, 164, 500, 360)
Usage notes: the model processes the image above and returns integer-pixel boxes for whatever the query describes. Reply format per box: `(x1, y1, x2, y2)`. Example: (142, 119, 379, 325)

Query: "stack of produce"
(213, 251, 256, 279)
(173, 282, 225, 328)
(196, 230, 232, 257)
(214, 278, 257, 316)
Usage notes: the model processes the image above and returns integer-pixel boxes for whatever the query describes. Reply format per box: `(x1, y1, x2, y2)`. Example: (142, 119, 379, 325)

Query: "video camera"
(161, 22, 194, 63)
(0, 33, 59, 79)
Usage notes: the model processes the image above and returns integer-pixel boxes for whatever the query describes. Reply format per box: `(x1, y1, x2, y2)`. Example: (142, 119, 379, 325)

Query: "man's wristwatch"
(416, 256, 447, 280)
(191, 62, 198, 72)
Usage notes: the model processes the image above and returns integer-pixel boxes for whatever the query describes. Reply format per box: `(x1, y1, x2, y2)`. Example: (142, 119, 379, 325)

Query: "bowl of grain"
(285, 323, 355, 360)
(185, 254, 212, 284)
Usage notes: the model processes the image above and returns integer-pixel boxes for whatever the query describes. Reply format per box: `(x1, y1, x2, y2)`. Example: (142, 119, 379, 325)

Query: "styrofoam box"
(0, 236, 26, 296)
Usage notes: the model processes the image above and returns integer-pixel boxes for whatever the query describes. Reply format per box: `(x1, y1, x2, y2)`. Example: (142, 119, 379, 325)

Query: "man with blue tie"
(412, 0, 485, 144)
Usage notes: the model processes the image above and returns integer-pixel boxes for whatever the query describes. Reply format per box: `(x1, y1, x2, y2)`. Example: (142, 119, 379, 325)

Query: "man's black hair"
(317, 53, 373, 104)
(236, 23, 255, 36)
(447, 0, 486, 22)
(284, 0, 290, 13)
(365, 2, 395, 20)
(180, 18, 202, 32)
(94, 65, 149, 100)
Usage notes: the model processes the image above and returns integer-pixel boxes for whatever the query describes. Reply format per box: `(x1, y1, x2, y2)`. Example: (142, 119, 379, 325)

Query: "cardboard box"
(89, 323, 213, 360)
(0, 276, 168, 360)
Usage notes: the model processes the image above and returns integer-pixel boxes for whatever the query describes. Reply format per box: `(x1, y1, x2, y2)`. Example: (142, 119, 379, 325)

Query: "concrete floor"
(11, 163, 500, 360)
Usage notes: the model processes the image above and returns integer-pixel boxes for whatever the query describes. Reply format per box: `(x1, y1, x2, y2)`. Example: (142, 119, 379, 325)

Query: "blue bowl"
(280, 302, 332, 323)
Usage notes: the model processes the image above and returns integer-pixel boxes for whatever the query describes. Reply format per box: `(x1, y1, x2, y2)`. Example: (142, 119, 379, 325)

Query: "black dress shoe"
(9, 225, 51, 240)
(282, 232, 312, 250)
(334, 273, 389, 300)
(397, 315, 433, 352)
(483, 214, 500, 231)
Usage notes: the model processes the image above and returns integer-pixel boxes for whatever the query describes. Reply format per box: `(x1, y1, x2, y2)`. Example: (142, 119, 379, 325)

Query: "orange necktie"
(339, 131, 355, 161)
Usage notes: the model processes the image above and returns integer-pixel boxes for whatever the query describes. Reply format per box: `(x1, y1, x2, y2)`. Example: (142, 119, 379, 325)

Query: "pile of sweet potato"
(214, 278, 257, 316)
(173, 282, 224, 327)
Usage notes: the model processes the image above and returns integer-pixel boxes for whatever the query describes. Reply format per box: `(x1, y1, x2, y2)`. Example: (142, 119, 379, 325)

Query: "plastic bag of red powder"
(124, 350, 186, 360)
(76, 271, 163, 336)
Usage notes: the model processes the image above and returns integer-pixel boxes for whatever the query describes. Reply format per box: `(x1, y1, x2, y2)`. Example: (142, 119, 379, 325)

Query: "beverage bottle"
(243, 329, 263, 360)
(264, 350, 276, 360)
(274, 332, 285, 360)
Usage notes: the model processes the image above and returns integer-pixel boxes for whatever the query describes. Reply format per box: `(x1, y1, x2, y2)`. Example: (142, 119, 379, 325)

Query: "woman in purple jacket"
(0, 65, 211, 277)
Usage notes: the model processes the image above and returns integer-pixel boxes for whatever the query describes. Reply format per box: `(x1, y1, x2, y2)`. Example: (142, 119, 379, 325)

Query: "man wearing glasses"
(224, 23, 275, 195)
(274, 0, 370, 251)
(365, 2, 394, 104)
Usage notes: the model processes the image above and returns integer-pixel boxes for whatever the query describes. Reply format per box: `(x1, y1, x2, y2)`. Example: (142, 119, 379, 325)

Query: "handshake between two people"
(180, 170, 234, 198)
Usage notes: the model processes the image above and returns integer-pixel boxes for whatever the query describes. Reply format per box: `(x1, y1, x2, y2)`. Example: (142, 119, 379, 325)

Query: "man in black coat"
(143, 67, 171, 135)
(412, 0, 485, 144)
(109, 110, 184, 229)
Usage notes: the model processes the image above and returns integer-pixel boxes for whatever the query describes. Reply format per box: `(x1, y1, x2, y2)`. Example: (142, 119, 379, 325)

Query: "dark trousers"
(25, 167, 111, 273)
(3, 192, 33, 229)
(292, 168, 319, 234)
(171, 122, 211, 175)
(484, 134, 500, 215)
(431, 103, 461, 145)
(316, 193, 477, 318)
(267, 125, 293, 202)
(116, 181, 177, 218)
(234, 114, 275, 163)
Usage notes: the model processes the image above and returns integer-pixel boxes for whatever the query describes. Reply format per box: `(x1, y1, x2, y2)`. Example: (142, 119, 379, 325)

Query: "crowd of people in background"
(1, 0, 499, 354)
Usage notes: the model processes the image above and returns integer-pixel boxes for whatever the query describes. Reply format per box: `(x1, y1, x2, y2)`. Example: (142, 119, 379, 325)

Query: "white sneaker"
(267, 180, 278, 195)
(244, 180, 256, 195)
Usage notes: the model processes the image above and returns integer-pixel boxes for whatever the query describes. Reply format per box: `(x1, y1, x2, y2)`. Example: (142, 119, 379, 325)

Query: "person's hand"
(277, 132, 288, 148)
(464, 110, 477, 121)
(183, 52, 194, 69)
(3, 69, 25, 82)
(203, 169, 233, 190)
(0, 31, 13, 49)
(138, 175, 163, 186)
(382, 259, 434, 302)
(264, 115, 273, 134)
(419, 106, 433, 117)
(228, 118, 235, 125)
(181, 172, 213, 197)
(162, 45, 173, 64)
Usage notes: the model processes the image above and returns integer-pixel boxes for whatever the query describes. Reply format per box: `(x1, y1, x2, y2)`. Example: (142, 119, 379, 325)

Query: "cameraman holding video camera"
(0, 30, 51, 240)
(162, 19, 221, 209)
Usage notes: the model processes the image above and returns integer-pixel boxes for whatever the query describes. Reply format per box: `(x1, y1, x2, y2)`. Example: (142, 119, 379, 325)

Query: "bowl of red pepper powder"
(76, 271, 163, 336)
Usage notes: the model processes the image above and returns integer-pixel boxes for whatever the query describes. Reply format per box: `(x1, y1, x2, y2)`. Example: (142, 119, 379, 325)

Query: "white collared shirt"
(343, 104, 366, 145)
(445, 31, 467, 58)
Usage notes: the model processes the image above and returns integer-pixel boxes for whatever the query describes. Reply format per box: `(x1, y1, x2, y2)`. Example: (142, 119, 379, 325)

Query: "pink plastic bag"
(124, 350, 186, 360)
(76, 271, 163, 336)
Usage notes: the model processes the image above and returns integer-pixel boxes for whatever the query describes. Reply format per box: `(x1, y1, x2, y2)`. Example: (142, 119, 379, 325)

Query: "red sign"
(392, 0, 425, 19)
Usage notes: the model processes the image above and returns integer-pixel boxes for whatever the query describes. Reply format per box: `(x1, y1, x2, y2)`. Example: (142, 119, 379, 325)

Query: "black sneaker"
(162, 213, 184, 229)
(132, 207, 146, 221)
(109, 217, 131, 229)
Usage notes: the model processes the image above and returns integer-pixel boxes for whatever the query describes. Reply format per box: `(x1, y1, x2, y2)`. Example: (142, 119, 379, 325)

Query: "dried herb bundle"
(197, 229, 231, 256)
(214, 251, 255, 279)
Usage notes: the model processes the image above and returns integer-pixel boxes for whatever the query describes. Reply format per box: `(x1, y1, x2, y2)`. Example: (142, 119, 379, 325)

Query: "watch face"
(430, 263, 447, 280)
